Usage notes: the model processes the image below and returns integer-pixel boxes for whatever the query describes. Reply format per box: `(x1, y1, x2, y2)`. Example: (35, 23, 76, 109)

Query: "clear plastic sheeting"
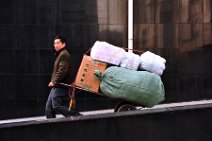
(120, 52, 140, 70)
(90, 41, 126, 65)
(140, 51, 166, 76)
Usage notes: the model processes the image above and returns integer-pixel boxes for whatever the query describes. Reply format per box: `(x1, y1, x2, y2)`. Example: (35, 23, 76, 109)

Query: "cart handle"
(56, 82, 73, 87)
(56, 82, 77, 110)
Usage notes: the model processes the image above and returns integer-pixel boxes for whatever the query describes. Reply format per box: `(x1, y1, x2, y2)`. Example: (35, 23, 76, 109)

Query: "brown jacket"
(51, 48, 72, 86)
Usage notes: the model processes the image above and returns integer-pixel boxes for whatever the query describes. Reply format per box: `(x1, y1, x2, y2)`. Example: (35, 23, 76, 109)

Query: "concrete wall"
(1, 103, 212, 141)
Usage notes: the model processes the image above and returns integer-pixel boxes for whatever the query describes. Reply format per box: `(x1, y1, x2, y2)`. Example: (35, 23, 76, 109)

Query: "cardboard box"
(74, 55, 107, 93)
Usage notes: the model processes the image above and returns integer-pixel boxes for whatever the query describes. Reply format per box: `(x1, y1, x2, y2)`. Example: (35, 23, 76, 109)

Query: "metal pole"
(128, 0, 133, 53)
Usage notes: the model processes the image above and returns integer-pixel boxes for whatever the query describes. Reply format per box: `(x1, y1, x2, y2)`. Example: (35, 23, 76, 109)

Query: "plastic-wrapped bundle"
(140, 51, 166, 75)
(90, 41, 126, 65)
(95, 66, 165, 107)
(120, 52, 140, 70)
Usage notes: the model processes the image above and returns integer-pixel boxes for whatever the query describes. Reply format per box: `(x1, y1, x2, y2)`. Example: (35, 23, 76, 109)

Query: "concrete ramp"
(1, 100, 212, 141)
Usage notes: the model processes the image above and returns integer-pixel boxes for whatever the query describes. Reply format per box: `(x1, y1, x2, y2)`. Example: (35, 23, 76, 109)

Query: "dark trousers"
(45, 87, 78, 118)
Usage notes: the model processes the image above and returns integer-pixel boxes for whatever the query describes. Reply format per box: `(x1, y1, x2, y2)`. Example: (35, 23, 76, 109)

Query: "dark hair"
(54, 35, 67, 44)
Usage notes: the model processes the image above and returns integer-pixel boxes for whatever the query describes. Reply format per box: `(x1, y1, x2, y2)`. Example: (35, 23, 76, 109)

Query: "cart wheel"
(114, 102, 137, 112)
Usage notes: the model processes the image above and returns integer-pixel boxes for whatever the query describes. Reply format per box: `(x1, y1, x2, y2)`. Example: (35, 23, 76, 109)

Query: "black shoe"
(67, 113, 83, 120)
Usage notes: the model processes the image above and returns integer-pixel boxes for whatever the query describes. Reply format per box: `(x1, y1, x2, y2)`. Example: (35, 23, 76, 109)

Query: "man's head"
(54, 35, 66, 51)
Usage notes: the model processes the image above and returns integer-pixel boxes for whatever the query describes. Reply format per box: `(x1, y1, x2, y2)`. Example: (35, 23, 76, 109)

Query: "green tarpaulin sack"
(95, 66, 165, 107)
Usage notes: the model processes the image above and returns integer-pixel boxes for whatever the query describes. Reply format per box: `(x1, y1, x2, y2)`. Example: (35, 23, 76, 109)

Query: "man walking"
(45, 35, 81, 118)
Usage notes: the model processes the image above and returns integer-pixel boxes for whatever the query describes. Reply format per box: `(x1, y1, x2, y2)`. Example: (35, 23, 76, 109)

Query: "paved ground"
(1, 99, 212, 125)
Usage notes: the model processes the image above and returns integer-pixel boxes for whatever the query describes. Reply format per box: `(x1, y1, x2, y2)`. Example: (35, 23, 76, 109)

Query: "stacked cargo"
(91, 41, 166, 75)
(75, 41, 166, 107)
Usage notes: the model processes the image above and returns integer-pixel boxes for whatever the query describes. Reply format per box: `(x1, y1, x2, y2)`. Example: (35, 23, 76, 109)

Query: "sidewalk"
(1, 99, 212, 125)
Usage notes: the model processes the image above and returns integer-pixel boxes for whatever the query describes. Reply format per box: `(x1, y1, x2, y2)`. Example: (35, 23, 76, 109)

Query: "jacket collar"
(55, 47, 66, 56)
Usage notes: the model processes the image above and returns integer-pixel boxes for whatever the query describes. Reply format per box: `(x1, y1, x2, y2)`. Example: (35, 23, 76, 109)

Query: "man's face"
(54, 39, 65, 51)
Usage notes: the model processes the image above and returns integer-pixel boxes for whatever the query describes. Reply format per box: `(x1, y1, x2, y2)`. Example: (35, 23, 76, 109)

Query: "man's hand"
(48, 82, 55, 87)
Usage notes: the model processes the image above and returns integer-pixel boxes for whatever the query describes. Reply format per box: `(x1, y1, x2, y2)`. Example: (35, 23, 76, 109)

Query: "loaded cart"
(58, 44, 165, 112)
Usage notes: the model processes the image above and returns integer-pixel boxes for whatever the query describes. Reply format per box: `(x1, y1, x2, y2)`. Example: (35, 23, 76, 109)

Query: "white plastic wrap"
(90, 41, 126, 65)
(140, 51, 166, 75)
(120, 52, 140, 70)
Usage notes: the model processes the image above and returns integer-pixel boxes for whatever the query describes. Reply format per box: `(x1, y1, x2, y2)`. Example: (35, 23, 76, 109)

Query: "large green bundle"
(95, 66, 165, 107)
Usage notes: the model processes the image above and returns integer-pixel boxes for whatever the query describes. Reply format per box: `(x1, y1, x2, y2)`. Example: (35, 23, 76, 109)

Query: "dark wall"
(134, 0, 212, 103)
(0, 0, 127, 120)
(0, 0, 212, 120)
